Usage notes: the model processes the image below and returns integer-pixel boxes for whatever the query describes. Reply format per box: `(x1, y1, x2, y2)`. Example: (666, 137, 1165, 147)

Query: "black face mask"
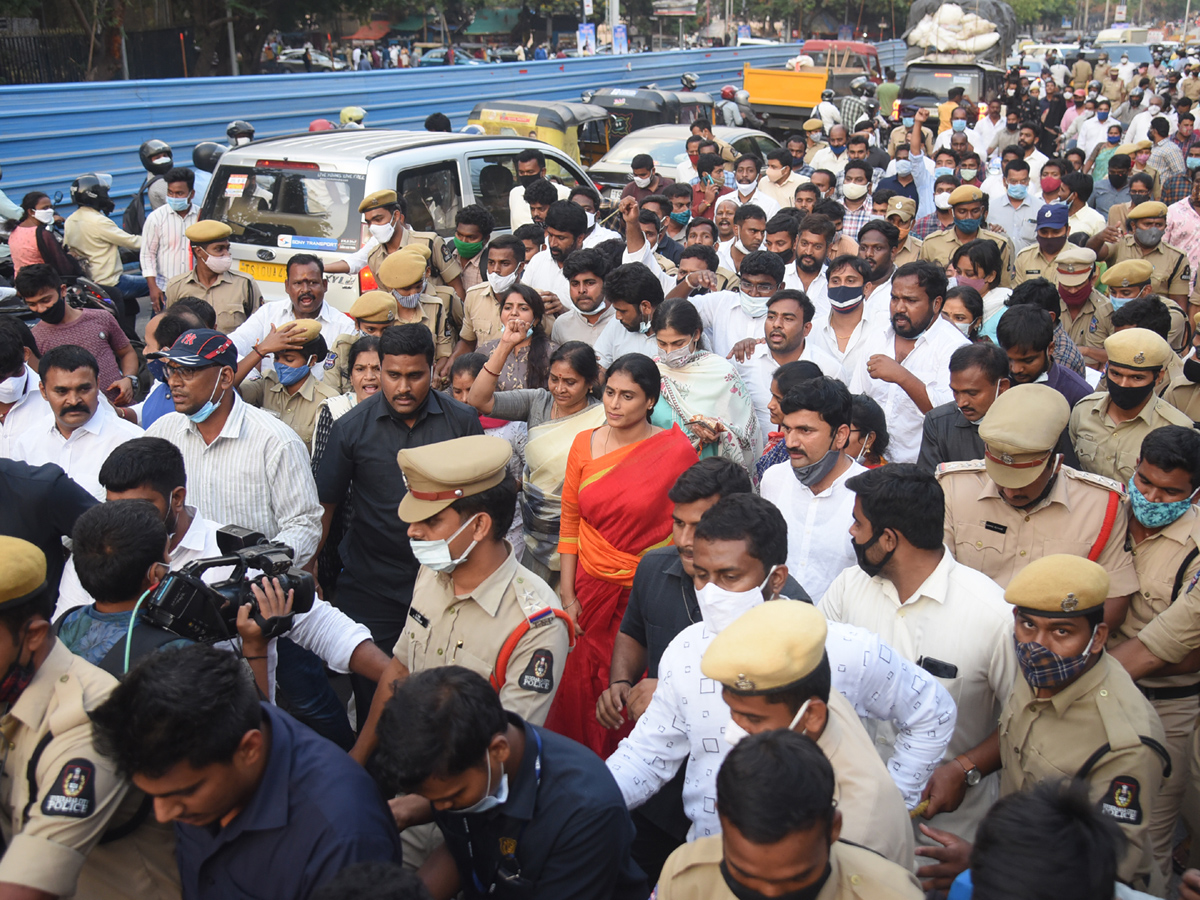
(1108, 377, 1157, 411)
(720, 860, 832, 900)
(1006, 122, 1019, 131)
(38, 294, 67, 325)
(1184, 356, 1200, 384)
(853, 528, 894, 577)
(517, 174, 540, 188)
(1109, 173, 1129, 188)
(775, 249, 795, 266)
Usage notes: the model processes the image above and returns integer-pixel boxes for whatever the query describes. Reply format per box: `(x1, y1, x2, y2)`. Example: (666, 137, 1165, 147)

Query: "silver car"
(200, 131, 596, 310)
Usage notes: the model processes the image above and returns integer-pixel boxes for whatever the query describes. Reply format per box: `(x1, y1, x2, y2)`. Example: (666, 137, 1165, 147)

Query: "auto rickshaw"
(467, 100, 612, 166)
(582, 88, 715, 140)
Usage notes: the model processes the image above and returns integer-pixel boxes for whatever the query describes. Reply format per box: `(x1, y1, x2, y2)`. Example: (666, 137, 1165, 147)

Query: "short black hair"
(766, 148, 793, 167)
(550, 340, 599, 385)
(842, 160, 872, 182)
(851, 394, 889, 457)
(446, 472, 518, 539)
(997, 303, 1053, 353)
(798, 213, 835, 244)
(663, 182, 694, 202)
(765, 289, 815, 323)
(697, 152, 724, 176)
(604, 263, 664, 310)
(668, 458, 754, 504)
(774, 360, 823, 395)
(512, 223, 544, 248)
(14, 263, 61, 299)
(779, 376, 852, 431)
(286, 253, 324, 279)
(0, 318, 24, 373)
(893, 260, 948, 305)
(734, 204, 767, 225)
(716, 730, 836, 844)
(687, 217, 717, 241)
(794, 183, 820, 200)
(1130, 172, 1155, 191)
(489, 233, 526, 265)
(1141, 426, 1200, 491)
(39, 344, 98, 382)
(562, 247, 610, 281)
(0, 316, 37, 363)
(454, 204, 495, 238)
(171, 296, 218, 329)
(826, 254, 872, 282)
(631, 153, 655, 171)
(812, 199, 845, 223)
(544, 199, 588, 237)
(153, 309, 205, 350)
(310, 863, 433, 900)
(680, 243, 719, 272)
(951, 239, 1004, 290)
(569, 183, 602, 208)
(375, 666, 509, 794)
(424, 112, 452, 132)
(694, 493, 787, 572)
(738, 250, 786, 284)
(99, 437, 186, 499)
(858, 218, 899, 248)
(379, 323, 435, 366)
(163, 166, 195, 190)
(846, 463, 944, 550)
(765, 212, 799, 239)
(515, 147, 547, 168)
(524, 179, 559, 208)
(72, 500, 167, 605)
(1111, 295, 1171, 339)
(650, 297, 703, 338)
(1062, 171, 1093, 203)
(639, 194, 670, 218)
(450, 352, 486, 381)
(949, 342, 1009, 383)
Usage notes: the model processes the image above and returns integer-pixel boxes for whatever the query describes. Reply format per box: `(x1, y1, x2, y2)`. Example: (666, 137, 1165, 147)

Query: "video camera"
(142, 526, 315, 643)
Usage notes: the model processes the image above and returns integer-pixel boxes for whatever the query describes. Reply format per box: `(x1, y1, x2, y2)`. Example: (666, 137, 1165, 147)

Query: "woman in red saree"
(546, 353, 697, 756)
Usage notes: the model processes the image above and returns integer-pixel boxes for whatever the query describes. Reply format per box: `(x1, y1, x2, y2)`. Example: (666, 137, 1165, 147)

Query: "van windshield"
(201, 165, 367, 252)
(900, 69, 983, 102)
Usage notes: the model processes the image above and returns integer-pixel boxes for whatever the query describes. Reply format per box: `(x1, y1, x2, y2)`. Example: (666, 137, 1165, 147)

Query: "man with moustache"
(779, 213, 833, 316)
(524, 200, 587, 315)
(229, 254, 354, 360)
(996, 304, 1092, 408)
(856, 219, 901, 302)
(552, 249, 615, 347)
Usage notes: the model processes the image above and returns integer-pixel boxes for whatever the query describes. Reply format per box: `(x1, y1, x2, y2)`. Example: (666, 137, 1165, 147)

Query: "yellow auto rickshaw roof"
(468, 100, 610, 130)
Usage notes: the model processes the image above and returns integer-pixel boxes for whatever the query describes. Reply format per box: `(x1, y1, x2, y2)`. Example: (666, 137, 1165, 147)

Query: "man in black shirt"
(376, 666, 647, 900)
(0, 458, 97, 594)
(314, 324, 482, 716)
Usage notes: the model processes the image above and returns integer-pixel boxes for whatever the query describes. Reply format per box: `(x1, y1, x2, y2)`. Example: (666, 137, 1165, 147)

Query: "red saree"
(545, 425, 698, 755)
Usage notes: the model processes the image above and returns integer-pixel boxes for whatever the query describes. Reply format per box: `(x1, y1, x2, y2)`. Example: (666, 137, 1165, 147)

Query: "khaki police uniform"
(1162, 363, 1200, 420)
(702, 602, 914, 870)
(715, 266, 740, 292)
(460, 281, 505, 347)
(164, 268, 262, 333)
(1111, 505, 1200, 874)
(802, 120, 828, 164)
(0, 538, 179, 900)
(919, 189, 1015, 286)
(998, 555, 1170, 895)
(656, 837, 923, 900)
(885, 197, 922, 267)
(1061, 290, 1116, 352)
(325, 290, 396, 393)
(1107, 234, 1192, 304)
(1102, 256, 1189, 353)
(1012, 245, 1064, 287)
(239, 367, 341, 449)
(359, 189, 462, 289)
(1094, 60, 1112, 83)
(378, 248, 455, 362)
(894, 234, 923, 267)
(887, 124, 935, 157)
(1071, 57, 1093, 88)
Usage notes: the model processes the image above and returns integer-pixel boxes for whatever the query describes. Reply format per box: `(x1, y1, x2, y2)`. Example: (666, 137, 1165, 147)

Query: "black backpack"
(121, 175, 162, 236)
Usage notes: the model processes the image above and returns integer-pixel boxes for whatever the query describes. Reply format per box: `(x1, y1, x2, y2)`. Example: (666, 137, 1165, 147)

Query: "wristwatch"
(126, 374, 139, 390)
(955, 754, 982, 787)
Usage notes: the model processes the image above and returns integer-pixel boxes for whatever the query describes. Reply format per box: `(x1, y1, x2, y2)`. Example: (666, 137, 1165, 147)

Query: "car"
(272, 48, 348, 72)
(199, 131, 597, 310)
(898, 58, 1008, 127)
(416, 48, 482, 66)
(587, 124, 780, 202)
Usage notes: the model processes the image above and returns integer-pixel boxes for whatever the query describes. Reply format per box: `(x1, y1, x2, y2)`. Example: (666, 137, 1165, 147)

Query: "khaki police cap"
(1115, 143, 1139, 157)
(887, 196, 917, 223)
(397, 435, 513, 522)
(0, 537, 47, 609)
(701, 601, 827, 694)
(1005, 554, 1109, 616)
(1104, 327, 1173, 371)
(403, 242, 432, 262)
(1055, 245, 1097, 287)
(1132, 139, 1153, 151)
(1101, 259, 1154, 289)
(185, 220, 232, 245)
(349, 290, 397, 324)
(287, 318, 323, 345)
(978, 384, 1071, 489)
(377, 249, 428, 290)
(359, 189, 398, 213)
(802, 119, 825, 132)
(949, 184, 984, 205)
(1127, 200, 1169, 220)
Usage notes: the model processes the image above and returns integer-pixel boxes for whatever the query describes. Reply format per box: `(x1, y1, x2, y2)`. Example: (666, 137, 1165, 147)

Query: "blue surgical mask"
(896, 159, 913, 177)
(934, 166, 954, 178)
(1007, 183, 1028, 200)
(1108, 134, 1121, 144)
(147, 359, 168, 384)
(187, 379, 226, 424)
(1188, 157, 1200, 170)
(1097, 110, 1110, 121)
(638, 320, 651, 334)
(831, 144, 846, 155)
(903, 116, 915, 127)
(956, 216, 983, 234)
(1128, 476, 1195, 528)
(166, 196, 191, 213)
(951, 119, 967, 133)
(274, 359, 311, 386)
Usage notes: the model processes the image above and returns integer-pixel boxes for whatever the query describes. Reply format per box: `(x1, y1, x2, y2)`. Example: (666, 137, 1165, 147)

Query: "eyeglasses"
(741, 281, 777, 296)
(163, 364, 217, 382)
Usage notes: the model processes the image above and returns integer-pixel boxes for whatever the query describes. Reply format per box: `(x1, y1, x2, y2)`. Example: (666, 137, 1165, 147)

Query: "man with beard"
(849, 261, 969, 464)
(229, 254, 355, 361)
(593, 263, 664, 369)
(938, 383, 1138, 605)
(1071, 328, 1193, 484)
(856, 219, 900, 302)
(553, 248, 615, 346)
(997, 305, 1093, 410)
(779, 213, 832, 316)
(523, 200, 587, 315)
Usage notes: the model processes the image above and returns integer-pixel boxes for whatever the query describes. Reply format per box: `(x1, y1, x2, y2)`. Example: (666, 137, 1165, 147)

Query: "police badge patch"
(441, 241, 454, 264)
(1100, 776, 1142, 825)
(519, 650, 554, 693)
(42, 759, 97, 818)
(323, 352, 338, 371)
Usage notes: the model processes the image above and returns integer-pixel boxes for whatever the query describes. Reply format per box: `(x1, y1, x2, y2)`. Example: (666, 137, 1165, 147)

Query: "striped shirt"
(147, 394, 323, 565)
(139, 202, 198, 279)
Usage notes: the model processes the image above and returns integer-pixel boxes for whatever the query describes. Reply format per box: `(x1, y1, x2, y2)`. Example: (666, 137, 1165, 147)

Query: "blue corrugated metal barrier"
(0, 45, 799, 212)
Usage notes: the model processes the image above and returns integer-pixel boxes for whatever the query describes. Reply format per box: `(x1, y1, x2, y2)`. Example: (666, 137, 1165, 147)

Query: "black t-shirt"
(0, 459, 97, 594)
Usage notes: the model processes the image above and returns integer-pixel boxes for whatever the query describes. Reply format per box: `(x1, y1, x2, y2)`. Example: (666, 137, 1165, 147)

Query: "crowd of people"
(9, 75, 1200, 900)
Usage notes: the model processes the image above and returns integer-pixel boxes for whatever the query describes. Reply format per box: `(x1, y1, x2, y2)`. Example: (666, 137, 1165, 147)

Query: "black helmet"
(227, 120, 255, 145)
(850, 76, 875, 98)
(71, 173, 115, 213)
(192, 141, 226, 174)
(865, 99, 880, 115)
(821, 89, 835, 102)
(681, 72, 699, 90)
(139, 140, 173, 176)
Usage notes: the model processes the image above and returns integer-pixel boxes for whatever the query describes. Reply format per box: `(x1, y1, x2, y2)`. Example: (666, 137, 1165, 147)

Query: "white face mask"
(0, 370, 27, 404)
(733, 237, 750, 254)
(952, 320, 973, 338)
(369, 216, 397, 244)
(585, 211, 596, 229)
(725, 698, 812, 747)
(447, 747, 510, 815)
(934, 193, 953, 211)
(842, 182, 868, 201)
(488, 270, 519, 296)
(203, 252, 234, 274)
(410, 514, 481, 573)
(32, 208, 55, 226)
(736, 181, 757, 196)
(695, 565, 777, 633)
(739, 291, 769, 318)
(632, 175, 652, 189)
(661, 343, 694, 368)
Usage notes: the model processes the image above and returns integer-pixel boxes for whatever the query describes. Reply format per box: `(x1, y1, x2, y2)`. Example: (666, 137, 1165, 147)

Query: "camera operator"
(54, 438, 389, 747)
(90, 644, 403, 900)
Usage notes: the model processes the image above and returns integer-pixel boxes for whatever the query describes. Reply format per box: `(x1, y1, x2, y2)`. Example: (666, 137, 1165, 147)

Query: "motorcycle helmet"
(459, 124, 485, 134)
(138, 140, 173, 176)
(191, 142, 226, 174)
(734, 89, 750, 104)
(681, 72, 699, 90)
(340, 106, 367, 125)
(821, 89, 835, 102)
(850, 76, 875, 98)
(71, 173, 115, 214)
(720, 85, 736, 100)
(308, 118, 336, 131)
(865, 99, 880, 116)
(1088, 79, 1102, 94)
(227, 120, 255, 145)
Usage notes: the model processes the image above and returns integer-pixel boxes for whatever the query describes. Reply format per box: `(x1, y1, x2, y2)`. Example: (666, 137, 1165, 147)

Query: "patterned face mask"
(1014, 626, 1097, 689)
(1127, 476, 1195, 529)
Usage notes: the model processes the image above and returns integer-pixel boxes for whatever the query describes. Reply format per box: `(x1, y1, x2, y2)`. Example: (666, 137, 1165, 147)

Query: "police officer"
(377, 246, 455, 377)
(1101, 258, 1189, 352)
(326, 290, 396, 393)
(919, 185, 1015, 286)
(1070, 328, 1193, 484)
(1055, 246, 1115, 366)
(1013, 204, 1071, 286)
(164, 220, 262, 332)
(939, 383, 1140, 600)
(233, 317, 341, 448)
(886, 196, 923, 266)
(802, 118, 829, 164)
(1163, 315, 1200, 419)
(1093, 202, 1192, 330)
(0, 536, 178, 899)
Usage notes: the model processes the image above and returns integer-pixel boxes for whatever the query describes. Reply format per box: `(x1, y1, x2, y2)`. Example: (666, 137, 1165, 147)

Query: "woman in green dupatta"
(467, 336, 605, 585)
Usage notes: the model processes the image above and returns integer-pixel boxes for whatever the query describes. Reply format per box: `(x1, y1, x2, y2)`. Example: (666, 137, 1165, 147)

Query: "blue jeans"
(274, 638, 356, 749)
(116, 273, 149, 299)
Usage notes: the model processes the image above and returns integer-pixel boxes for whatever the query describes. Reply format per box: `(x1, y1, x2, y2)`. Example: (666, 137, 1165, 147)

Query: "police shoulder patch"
(322, 352, 338, 370)
(441, 240, 454, 264)
(1088, 316, 1098, 333)
(1100, 775, 1143, 825)
(935, 460, 986, 479)
(42, 758, 97, 818)
(518, 650, 554, 693)
(1062, 466, 1126, 493)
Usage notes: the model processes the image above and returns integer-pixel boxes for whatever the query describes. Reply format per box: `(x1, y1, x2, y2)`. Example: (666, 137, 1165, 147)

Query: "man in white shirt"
(780, 213, 835, 321)
(761, 377, 864, 601)
(13, 345, 141, 499)
(809, 255, 887, 379)
(934, 107, 982, 157)
(973, 100, 1005, 159)
(849, 260, 969, 464)
(593, 262, 662, 369)
(1018, 123, 1050, 189)
(1064, 171, 1109, 236)
(571, 185, 622, 248)
(757, 148, 805, 209)
(522, 200, 587, 315)
(606, 493, 957, 854)
(726, 203, 769, 272)
(229, 255, 354, 361)
(508, 147, 572, 228)
(552, 248, 616, 347)
(821, 464, 1016, 850)
(1078, 99, 1116, 158)
(810, 125, 851, 175)
(141, 166, 199, 312)
(729, 154, 781, 217)
(0, 323, 50, 458)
